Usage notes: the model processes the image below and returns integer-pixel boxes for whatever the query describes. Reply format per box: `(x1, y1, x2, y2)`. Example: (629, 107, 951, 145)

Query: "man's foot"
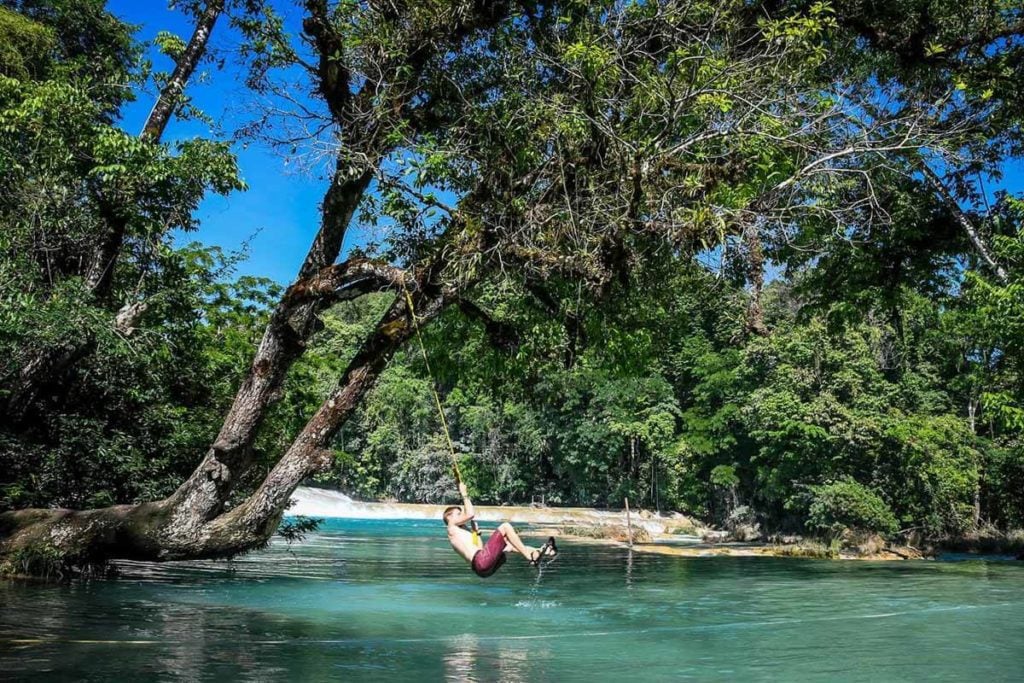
(536, 537, 558, 563)
(528, 538, 559, 566)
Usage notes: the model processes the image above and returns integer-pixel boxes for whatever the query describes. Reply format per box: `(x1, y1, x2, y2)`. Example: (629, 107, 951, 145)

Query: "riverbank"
(288, 487, 934, 561)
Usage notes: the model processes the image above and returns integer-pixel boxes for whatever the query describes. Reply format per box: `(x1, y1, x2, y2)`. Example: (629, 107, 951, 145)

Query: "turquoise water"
(2, 518, 1023, 681)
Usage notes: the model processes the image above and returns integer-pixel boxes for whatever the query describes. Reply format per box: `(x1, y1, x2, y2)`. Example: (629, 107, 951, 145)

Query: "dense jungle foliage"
(1, 0, 1023, 548)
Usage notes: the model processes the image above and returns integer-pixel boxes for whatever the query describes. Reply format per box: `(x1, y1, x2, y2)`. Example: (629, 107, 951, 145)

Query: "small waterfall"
(286, 486, 440, 519)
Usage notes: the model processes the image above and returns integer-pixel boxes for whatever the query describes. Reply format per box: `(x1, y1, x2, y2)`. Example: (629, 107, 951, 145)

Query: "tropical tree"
(2, 0, 1019, 571)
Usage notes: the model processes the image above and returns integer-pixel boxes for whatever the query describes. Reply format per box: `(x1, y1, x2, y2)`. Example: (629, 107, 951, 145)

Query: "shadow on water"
(2, 518, 1024, 681)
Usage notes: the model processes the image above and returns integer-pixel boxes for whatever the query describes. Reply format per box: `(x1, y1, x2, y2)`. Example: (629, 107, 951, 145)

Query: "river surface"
(2, 518, 1022, 681)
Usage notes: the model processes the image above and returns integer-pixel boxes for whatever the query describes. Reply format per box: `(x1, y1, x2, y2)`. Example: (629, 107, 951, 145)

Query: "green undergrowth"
(0, 544, 114, 580)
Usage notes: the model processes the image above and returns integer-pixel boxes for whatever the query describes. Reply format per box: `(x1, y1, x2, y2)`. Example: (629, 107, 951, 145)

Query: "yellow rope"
(401, 276, 480, 545)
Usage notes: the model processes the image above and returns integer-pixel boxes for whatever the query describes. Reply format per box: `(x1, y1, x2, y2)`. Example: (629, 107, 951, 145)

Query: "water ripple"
(3, 519, 1023, 681)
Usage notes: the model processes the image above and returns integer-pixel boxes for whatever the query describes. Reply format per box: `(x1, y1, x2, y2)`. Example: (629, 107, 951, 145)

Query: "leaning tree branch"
(113, 300, 150, 337)
(457, 299, 520, 353)
(920, 163, 1009, 284)
(204, 288, 451, 547)
(86, 0, 226, 296)
(141, 0, 225, 141)
(281, 258, 409, 310)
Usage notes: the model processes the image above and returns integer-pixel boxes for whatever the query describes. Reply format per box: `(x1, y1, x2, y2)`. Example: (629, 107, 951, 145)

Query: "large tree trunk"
(200, 290, 446, 544)
(0, 286, 448, 571)
(162, 169, 373, 531)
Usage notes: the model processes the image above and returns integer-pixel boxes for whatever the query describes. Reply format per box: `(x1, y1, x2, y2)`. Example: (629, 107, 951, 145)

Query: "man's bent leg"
(498, 522, 539, 560)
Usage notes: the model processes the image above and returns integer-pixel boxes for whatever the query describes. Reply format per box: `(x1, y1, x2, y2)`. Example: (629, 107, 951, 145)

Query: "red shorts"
(471, 530, 508, 578)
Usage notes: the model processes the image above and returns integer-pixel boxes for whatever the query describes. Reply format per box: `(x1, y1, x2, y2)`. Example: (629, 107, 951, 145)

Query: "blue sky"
(108, 0, 338, 284)
(107, 2, 1023, 286)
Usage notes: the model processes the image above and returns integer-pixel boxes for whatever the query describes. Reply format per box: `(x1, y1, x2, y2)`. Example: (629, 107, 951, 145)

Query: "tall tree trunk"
(140, 0, 224, 142)
(162, 168, 373, 528)
(88, 0, 225, 296)
(82, 198, 128, 297)
(742, 222, 769, 336)
(968, 397, 982, 530)
(2, 0, 226, 424)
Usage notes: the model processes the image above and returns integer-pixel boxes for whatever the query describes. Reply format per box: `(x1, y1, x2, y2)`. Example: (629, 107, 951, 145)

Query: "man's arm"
(459, 481, 475, 520)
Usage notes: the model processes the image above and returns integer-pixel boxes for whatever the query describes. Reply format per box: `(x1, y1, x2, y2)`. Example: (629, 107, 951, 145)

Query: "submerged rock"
(562, 524, 652, 544)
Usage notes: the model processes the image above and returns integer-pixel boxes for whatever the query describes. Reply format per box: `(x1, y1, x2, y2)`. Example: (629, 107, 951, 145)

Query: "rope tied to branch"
(400, 275, 480, 545)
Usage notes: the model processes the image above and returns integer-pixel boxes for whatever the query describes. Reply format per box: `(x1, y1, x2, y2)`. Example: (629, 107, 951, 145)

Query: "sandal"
(531, 538, 558, 567)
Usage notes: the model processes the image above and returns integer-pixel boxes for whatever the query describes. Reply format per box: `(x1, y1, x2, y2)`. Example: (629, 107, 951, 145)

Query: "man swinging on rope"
(444, 482, 557, 578)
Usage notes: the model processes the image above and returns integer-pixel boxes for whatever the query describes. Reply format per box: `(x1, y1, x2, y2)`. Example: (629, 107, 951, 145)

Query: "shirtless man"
(444, 482, 556, 578)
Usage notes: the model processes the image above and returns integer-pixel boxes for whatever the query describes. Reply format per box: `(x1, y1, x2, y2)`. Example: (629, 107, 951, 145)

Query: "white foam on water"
(514, 600, 561, 609)
(286, 487, 437, 520)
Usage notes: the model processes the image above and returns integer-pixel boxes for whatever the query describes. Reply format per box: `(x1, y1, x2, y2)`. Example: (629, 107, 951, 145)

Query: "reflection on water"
(2, 518, 1023, 681)
(442, 634, 543, 683)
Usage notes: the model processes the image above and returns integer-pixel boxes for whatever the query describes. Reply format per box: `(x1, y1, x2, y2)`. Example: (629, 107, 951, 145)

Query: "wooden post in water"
(625, 497, 634, 549)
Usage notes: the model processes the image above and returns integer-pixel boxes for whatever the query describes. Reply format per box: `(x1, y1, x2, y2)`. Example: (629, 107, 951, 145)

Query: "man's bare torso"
(446, 524, 479, 563)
